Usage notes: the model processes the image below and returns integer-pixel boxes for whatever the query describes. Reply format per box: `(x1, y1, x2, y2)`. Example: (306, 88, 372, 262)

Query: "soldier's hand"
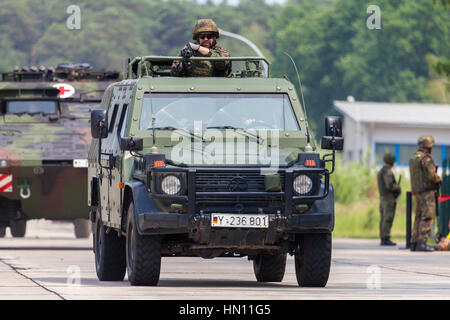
(188, 42, 200, 51)
(177, 60, 185, 71)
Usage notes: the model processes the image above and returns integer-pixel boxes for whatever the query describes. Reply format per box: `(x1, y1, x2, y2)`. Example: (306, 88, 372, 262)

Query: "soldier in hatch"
(171, 19, 231, 77)
(377, 153, 401, 246)
(409, 136, 442, 252)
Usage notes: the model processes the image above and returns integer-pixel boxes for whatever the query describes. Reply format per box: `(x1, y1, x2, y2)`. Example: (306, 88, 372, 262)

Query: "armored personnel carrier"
(0, 63, 120, 238)
(88, 56, 343, 286)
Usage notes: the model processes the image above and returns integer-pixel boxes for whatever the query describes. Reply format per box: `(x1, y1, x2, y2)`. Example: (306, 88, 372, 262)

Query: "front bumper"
(138, 210, 333, 236)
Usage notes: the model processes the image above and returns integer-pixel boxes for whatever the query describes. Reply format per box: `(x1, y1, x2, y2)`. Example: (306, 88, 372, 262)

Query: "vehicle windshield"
(6, 100, 58, 115)
(139, 93, 300, 131)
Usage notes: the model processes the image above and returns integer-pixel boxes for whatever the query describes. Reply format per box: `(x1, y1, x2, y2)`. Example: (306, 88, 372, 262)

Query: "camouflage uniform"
(377, 153, 400, 244)
(409, 136, 442, 249)
(171, 19, 231, 77)
(171, 44, 231, 77)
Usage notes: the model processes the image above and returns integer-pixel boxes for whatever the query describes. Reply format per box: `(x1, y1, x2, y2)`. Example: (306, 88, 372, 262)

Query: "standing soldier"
(409, 136, 442, 252)
(171, 19, 231, 77)
(377, 153, 401, 246)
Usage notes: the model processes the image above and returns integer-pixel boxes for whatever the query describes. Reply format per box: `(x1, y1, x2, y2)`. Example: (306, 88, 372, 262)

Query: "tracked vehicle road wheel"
(253, 253, 287, 282)
(74, 219, 92, 239)
(295, 233, 332, 287)
(94, 209, 126, 281)
(126, 202, 161, 286)
(10, 219, 26, 238)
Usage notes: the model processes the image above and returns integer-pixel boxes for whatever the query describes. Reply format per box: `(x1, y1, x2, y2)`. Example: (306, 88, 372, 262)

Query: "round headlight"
(0, 160, 8, 168)
(293, 175, 313, 194)
(161, 175, 181, 195)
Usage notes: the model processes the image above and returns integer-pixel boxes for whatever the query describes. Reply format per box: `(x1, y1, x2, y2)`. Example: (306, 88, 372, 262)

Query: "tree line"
(0, 0, 448, 131)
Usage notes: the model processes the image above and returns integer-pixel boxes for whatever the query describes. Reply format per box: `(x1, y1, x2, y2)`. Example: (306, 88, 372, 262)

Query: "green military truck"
(88, 56, 343, 286)
(0, 64, 120, 238)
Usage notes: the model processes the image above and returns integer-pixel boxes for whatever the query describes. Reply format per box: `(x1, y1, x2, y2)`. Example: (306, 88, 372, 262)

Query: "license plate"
(73, 159, 88, 168)
(211, 213, 269, 228)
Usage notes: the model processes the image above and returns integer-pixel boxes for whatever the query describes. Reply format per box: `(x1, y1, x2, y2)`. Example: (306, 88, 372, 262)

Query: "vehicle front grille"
(195, 172, 285, 192)
(194, 172, 285, 213)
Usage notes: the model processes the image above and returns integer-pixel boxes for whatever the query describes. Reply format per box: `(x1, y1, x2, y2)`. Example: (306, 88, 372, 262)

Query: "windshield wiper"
(154, 126, 205, 142)
(206, 126, 264, 144)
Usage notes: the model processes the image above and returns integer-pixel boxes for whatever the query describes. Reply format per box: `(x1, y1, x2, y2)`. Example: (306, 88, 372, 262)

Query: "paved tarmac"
(0, 220, 449, 300)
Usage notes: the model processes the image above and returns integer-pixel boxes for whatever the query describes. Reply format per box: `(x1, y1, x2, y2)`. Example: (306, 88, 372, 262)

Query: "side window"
(108, 104, 119, 133)
(117, 104, 128, 140)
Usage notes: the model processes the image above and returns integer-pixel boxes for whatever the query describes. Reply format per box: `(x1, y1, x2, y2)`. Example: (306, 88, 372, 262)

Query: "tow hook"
(18, 182, 31, 199)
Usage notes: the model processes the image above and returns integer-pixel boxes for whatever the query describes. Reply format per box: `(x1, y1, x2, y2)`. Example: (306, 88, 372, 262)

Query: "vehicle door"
(99, 96, 120, 223)
(108, 102, 129, 227)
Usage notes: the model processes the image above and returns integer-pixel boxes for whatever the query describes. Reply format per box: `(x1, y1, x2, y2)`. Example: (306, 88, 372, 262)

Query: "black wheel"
(253, 253, 287, 282)
(94, 208, 126, 281)
(74, 219, 92, 238)
(10, 219, 26, 238)
(295, 233, 332, 287)
(126, 202, 161, 286)
(0, 226, 6, 238)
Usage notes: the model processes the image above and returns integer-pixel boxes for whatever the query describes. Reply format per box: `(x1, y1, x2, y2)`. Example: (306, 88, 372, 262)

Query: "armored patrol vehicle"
(88, 56, 343, 286)
(0, 64, 120, 238)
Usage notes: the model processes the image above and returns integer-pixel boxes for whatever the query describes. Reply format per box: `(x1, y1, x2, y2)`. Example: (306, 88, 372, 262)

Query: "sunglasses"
(198, 33, 215, 40)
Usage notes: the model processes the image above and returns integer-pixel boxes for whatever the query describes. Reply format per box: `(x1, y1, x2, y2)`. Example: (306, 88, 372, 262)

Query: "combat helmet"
(192, 19, 220, 40)
(383, 153, 396, 164)
(418, 136, 435, 148)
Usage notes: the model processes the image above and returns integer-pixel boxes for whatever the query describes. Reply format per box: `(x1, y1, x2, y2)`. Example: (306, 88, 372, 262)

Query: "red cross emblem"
(52, 83, 75, 98)
(58, 86, 71, 95)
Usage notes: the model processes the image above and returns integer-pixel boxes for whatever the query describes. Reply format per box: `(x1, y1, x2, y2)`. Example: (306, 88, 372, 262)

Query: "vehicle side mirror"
(91, 109, 108, 139)
(120, 137, 143, 151)
(325, 116, 342, 137)
(321, 116, 344, 151)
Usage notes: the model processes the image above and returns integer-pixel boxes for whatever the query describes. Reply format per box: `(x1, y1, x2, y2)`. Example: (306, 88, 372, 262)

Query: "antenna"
(218, 28, 269, 77)
(283, 52, 312, 150)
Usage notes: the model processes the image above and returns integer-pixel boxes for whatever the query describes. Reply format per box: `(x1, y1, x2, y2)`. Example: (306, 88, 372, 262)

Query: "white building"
(334, 100, 450, 168)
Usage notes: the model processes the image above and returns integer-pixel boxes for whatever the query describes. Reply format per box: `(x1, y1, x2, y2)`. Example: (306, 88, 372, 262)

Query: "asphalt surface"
(0, 219, 449, 300)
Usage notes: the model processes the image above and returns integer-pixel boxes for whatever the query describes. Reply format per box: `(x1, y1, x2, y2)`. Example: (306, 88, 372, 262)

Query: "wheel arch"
(121, 181, 157, 235)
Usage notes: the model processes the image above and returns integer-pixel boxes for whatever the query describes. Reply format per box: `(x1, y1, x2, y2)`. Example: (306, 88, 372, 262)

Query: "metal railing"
(126, 56, 271, 79)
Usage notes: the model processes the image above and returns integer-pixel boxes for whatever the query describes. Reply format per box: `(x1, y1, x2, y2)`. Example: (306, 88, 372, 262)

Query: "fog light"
(293, 175, 313, 194)
(161, 175, 181, 195)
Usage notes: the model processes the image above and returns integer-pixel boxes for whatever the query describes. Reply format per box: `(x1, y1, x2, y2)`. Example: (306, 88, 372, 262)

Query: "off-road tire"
(0, 227, 6, 238)
(126, 202, 161, 286)
(253, 253, 287, 282)
(94, 209, 126, 281)
(74, 219, 92, 239)
(10, 219, 26, 238)
(295, 233, 332, 287)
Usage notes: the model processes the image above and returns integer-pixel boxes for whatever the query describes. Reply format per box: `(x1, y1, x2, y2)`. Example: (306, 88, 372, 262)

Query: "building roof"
(334, 101, 450, 128)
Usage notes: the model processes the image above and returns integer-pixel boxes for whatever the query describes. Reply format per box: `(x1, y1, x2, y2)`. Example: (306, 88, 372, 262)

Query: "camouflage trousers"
(411, 191, 436, 244)
(379, 196, 396, 240)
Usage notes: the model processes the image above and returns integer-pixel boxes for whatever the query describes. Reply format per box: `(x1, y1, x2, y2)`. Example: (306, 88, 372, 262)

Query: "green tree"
(270, 0, 450, 132)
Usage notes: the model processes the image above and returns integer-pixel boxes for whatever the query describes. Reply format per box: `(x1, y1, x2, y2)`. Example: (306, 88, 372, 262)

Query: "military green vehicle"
(88, 56, 343, 286)
(0, 64, 120, 238)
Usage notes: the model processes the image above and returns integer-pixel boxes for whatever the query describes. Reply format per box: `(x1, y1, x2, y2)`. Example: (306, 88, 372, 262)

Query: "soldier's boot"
(414, 242, 435, 252)
(380, 238, 396, 246)
(410, 242, 416, 252)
